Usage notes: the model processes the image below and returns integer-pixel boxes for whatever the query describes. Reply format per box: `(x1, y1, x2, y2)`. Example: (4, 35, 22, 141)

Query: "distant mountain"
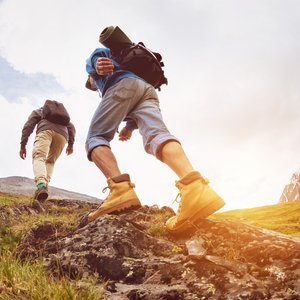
(279, 170, 300, 203)
(0, 176, 100, 203)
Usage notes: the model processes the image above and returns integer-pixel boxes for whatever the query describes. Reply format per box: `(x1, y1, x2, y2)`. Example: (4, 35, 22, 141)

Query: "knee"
(86, 137, 111, 161)
(89, 145, 110, 162)
(46, 158, 55, 165)
(144, 138, 181, 161)
(157, 140, 181, 161)
(32, 149, 47, 161)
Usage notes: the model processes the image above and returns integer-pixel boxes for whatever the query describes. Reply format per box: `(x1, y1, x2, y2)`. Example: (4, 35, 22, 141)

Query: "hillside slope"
(0, 176, 100, 203)
(213, 201, 300, 236)
(0, 192, 299, 299)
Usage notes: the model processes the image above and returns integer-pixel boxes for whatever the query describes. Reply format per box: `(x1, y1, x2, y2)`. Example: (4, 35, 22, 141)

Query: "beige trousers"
(32, 130, 67, 185)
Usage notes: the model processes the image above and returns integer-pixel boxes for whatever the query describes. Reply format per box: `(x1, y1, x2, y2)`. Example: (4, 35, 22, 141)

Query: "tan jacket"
(20, 108, 76, 148)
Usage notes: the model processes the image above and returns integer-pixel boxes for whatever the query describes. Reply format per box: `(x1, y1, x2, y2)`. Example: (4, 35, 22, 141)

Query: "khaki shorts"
(86, 77, 179, 161)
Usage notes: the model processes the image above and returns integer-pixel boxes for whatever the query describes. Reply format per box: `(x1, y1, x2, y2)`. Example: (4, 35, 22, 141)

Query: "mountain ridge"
(0, 176, 100, 203)
(279, 170, 300, 203)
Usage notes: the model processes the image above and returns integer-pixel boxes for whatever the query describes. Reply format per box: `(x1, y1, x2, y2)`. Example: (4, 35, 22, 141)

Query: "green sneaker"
(33, 185, 48, 202)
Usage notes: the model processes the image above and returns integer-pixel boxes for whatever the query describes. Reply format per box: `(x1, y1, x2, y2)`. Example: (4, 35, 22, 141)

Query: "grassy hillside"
(1, 192, 300, 299)
(0, 192, 104, 300)
(213, 201, 300, 236)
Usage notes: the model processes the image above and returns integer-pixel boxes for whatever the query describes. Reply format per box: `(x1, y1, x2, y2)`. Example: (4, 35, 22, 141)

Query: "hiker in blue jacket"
(80, 26, 225, 234)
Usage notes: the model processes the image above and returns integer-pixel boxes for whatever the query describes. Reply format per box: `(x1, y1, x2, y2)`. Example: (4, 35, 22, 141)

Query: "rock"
(31, 199, 46, 213)
(15, 203, 300, 299)
(185, 237, 207, 259)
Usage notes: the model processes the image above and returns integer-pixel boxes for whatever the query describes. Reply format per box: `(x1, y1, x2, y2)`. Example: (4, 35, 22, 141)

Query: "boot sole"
(88, 198, 141, 222)
(36, 192, 48, 202)
(167, 197, 225, 235)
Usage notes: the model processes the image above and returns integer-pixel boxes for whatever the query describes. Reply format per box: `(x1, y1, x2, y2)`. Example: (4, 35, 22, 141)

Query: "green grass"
(147, 210, 170, 237)
(0, 193, 32, 206)
(1, 192, 299, 299)
(213, 201, 300, 236)
(11, 212, 80, 237)
(0, 192, 90, 237)
(0, 193, 105, 299)
(0, 227, 21, 251)
(0, 250, 104, 300)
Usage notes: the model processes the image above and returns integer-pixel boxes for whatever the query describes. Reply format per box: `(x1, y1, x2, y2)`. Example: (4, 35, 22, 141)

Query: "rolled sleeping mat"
(99, 26, 133, 52)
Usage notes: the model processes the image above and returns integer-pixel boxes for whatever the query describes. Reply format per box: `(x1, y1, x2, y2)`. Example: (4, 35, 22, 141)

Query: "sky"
(0, 0, 299, 212)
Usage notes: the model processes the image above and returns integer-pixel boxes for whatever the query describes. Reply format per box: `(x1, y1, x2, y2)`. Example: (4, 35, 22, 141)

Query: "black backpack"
(115, 42, 168, 90)
(42, 100, 70, 126)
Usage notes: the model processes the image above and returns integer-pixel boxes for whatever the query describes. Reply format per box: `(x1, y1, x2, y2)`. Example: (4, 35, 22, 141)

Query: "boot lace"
(101, 185, 113, 203)
(173, 176, 209, 216)
(102, 186, 109, 193)
(172, 192, 182, 215)
(101, 181, 135, 198)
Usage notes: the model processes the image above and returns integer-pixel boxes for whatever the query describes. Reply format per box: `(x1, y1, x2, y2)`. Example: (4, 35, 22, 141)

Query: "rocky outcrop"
(280, 171, 300, 203)
(14, 200, 300, 300)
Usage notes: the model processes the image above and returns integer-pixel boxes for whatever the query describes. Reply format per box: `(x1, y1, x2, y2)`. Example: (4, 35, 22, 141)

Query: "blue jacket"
(86, 48, 141, 96)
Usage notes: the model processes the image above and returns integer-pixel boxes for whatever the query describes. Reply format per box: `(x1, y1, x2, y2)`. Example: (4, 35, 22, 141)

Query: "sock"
(111, 173, 130, 183)
(37, 183, 46, 189)
(179, 171, 203, 184)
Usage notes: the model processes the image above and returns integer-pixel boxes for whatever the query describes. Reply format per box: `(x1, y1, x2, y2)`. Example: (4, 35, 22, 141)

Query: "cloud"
(0, 56, 65, 103)
(0, 0, 299, 212)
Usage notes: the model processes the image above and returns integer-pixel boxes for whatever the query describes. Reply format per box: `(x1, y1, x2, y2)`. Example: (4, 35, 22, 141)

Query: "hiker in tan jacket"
(19, 101, 75, 202)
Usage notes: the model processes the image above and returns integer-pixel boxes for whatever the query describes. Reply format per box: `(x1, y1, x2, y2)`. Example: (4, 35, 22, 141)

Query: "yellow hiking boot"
(166, 171, 225, 234)
(79, 174, 141, 227)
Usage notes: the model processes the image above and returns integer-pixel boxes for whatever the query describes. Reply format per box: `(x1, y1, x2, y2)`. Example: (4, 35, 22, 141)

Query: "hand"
(118, 127, 132, 141)
(66, 146, 73, 155)
(96, 57, 114, 75)
(19, 148, 26, 160)
(88, 75, 97, 90)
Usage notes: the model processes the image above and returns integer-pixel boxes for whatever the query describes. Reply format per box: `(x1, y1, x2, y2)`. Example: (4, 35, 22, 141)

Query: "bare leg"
(161, 141, 194, 178)
(162, 141, 225, 234)
(79, 145, 141, 227)
(91, 146, 122, 178)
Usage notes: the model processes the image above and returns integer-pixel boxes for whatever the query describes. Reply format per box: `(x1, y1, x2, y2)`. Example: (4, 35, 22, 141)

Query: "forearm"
(20, 110, 41, 147)
(125, 119, 138, 131)
(67, 122, 76, 146)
